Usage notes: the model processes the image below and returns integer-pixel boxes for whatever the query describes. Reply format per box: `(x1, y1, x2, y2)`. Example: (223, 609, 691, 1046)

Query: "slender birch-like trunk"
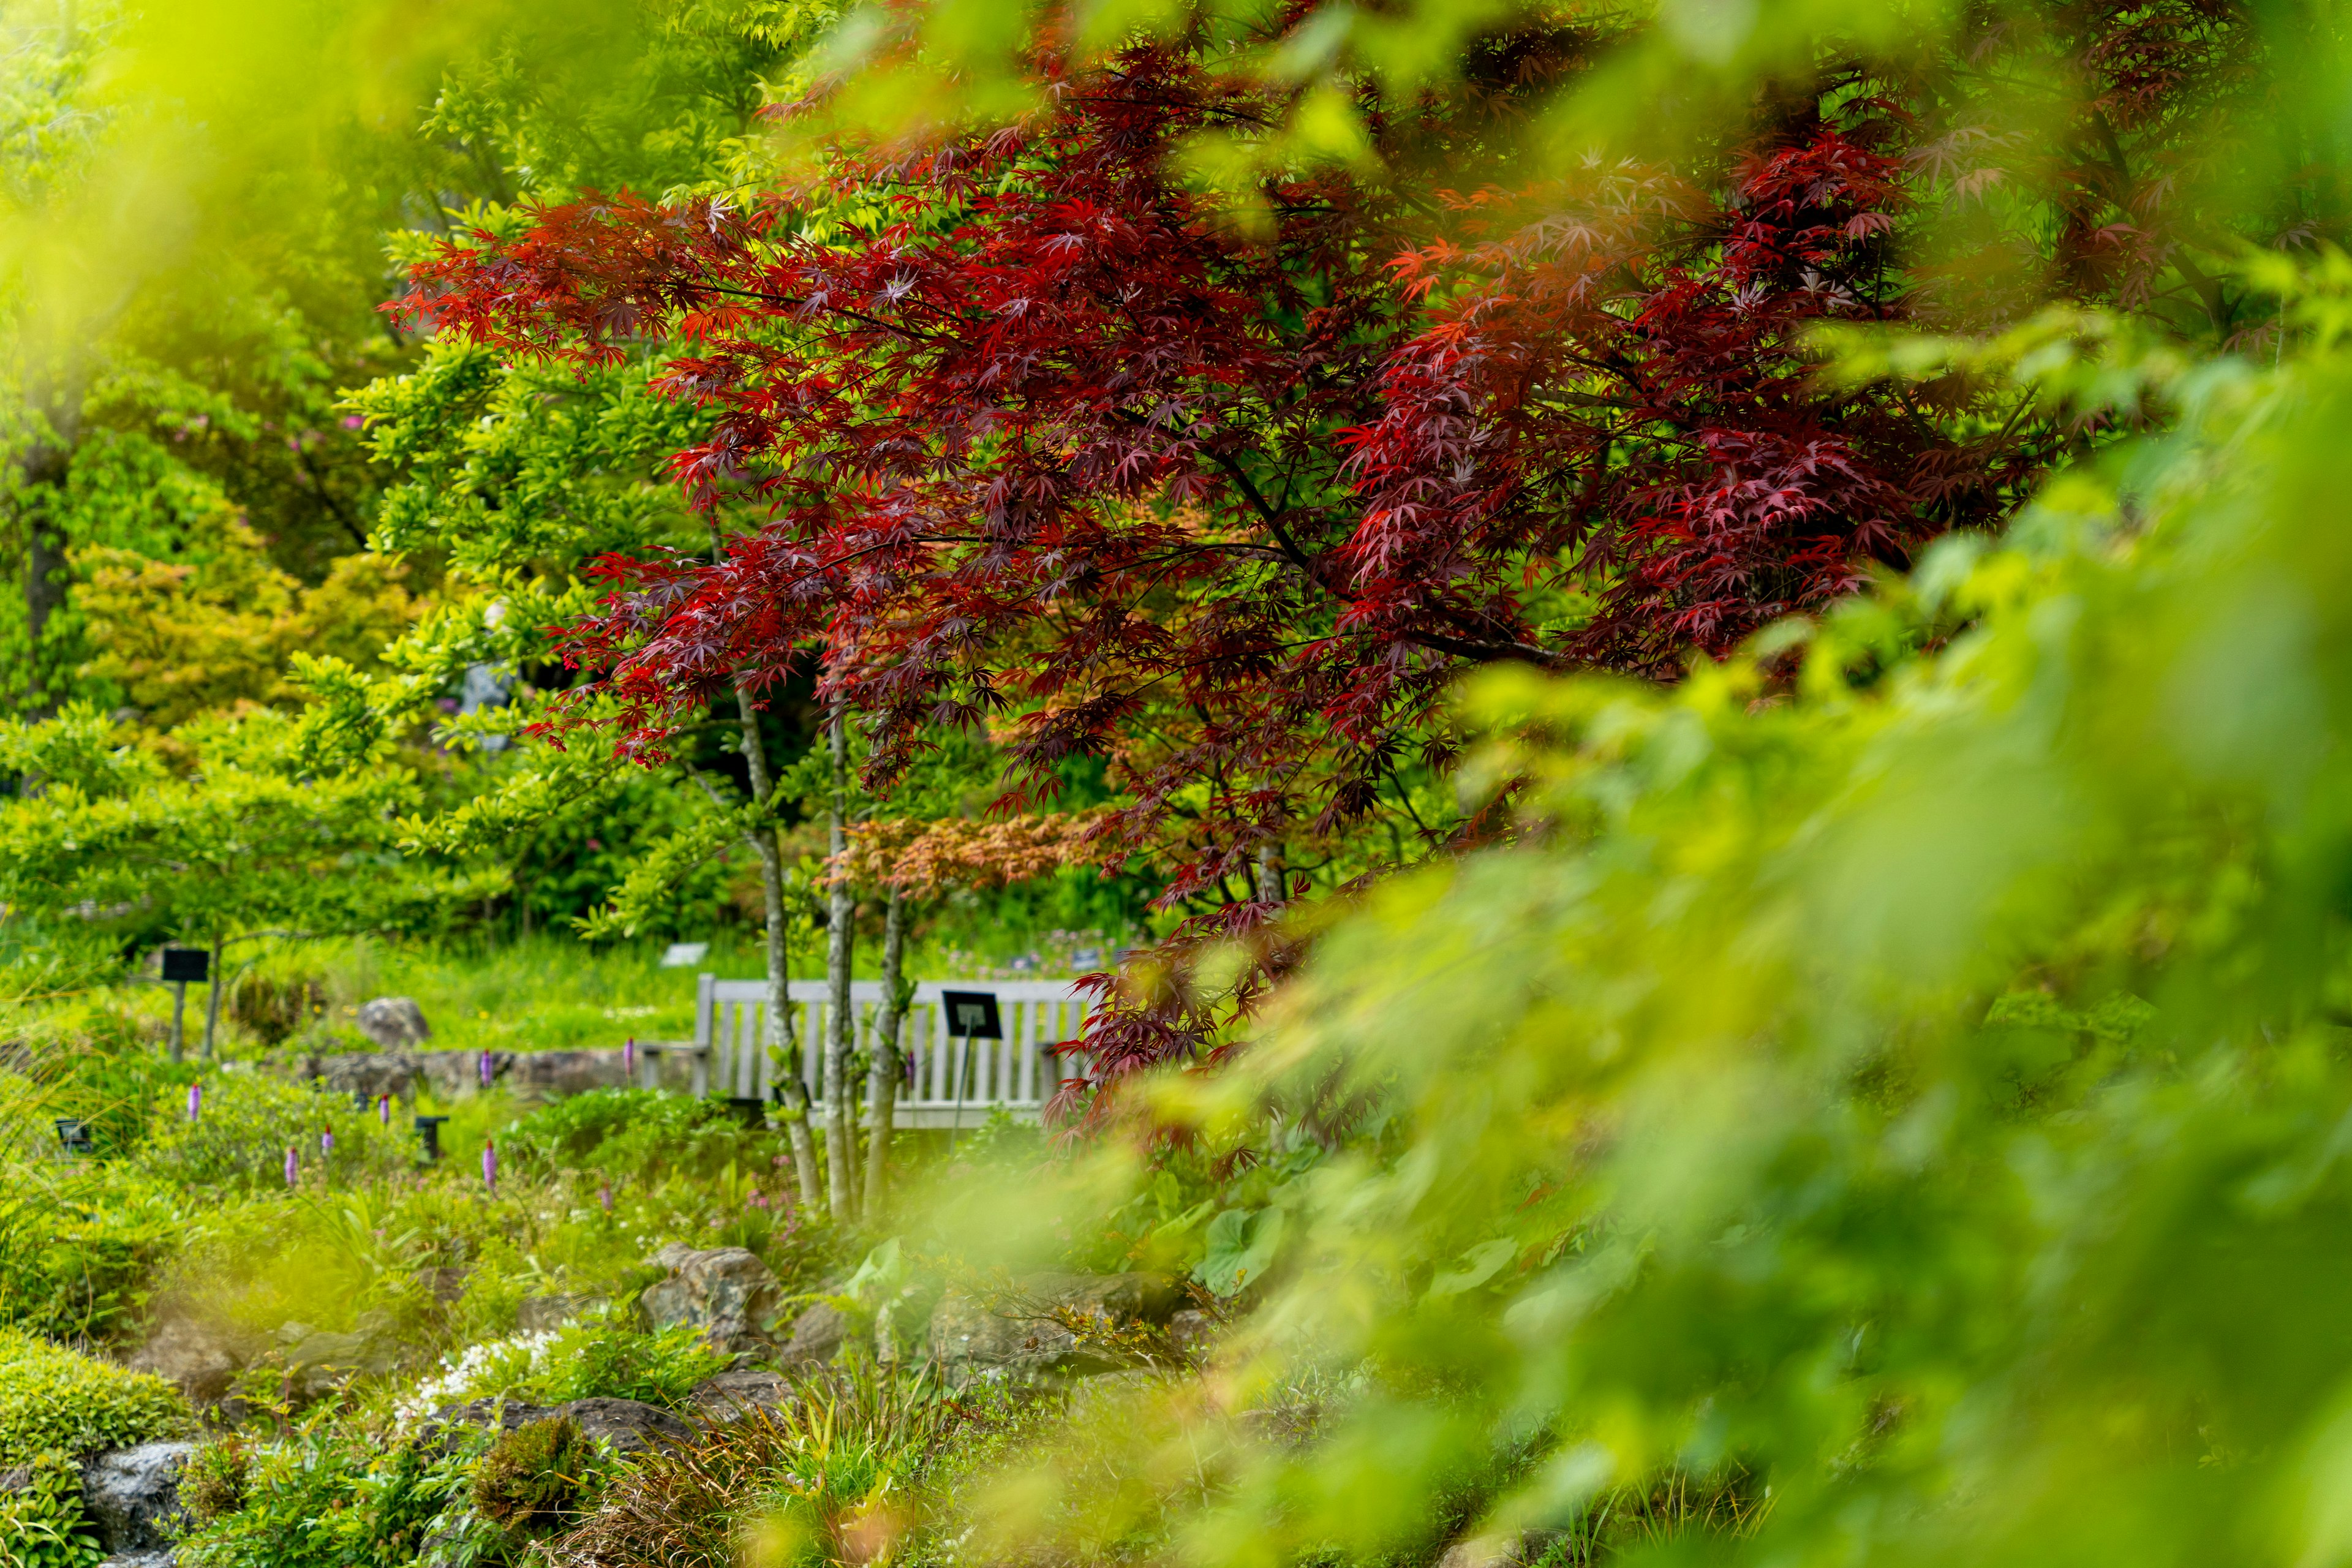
(864, 886, 907, 1216)
(824, 709, 858, 1221)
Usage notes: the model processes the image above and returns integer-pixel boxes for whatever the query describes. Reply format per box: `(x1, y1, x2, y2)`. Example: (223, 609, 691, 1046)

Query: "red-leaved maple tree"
(399, 4, 2299, 1102)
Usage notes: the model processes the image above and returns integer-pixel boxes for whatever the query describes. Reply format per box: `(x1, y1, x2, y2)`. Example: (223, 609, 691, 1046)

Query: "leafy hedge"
(0, 1329, 187, 1465)
(135, 1071, 413, 1193)
(0, 1330, 189, 1568)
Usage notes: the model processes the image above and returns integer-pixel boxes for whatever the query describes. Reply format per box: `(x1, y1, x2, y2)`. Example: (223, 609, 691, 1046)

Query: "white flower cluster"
(393, 1328, 560, 1428)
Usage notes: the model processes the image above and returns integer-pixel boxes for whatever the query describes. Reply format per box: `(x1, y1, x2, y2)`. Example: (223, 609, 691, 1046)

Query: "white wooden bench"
(673, 976, 1096, 1127)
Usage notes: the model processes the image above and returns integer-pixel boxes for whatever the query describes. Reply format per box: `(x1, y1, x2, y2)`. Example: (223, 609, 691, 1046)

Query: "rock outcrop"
(559, 1396, 696, 1455)
(517, 1292, 603, 1333)
(127, 1316, 252, 1403)
(502, 1050, 629, 1102)
(686, 1369, 796, 1425)
(355, 997, 431, 1049)
(639, 1245, 784, 1356)
(778, 1301, 847, 1364)
(929, 1272, 1180, 1376)
(429, 1395, 691, 1456)
(79, 1441, 194, 1553)
(415, 1050, 514, 1099)
(301, 1050, 420, 1101)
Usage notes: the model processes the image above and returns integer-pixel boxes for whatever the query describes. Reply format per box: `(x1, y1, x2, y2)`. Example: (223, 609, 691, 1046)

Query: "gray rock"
(415, 1050, 513, 1098)
(427, 1395, 690, 1457)
(686, 1369, 796, 1425)
(518, 1293, 603, 1333)
(79, 1441, 193, 1552)
(554, 1396, 694, 1455)
(639, 1245, 783, 1355)
(355, 997, 431, 1049)
(929, 1272, 1180, 1376)
(0, 1464, 28, 1494)
(503, 1049, 629, 1102)
(97, 1553, 175, 1568)
(274, 1324, 398, 1401)
(128, 1316, 247, 1403)
(301, 1050, 419, 1100)
(780, 1301, 847, 1364)
(1167, 1306, 1218, 1362)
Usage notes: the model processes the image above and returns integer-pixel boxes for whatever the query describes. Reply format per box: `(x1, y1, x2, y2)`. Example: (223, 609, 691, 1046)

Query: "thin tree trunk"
(824, 709, 857, 1221)
(778, 1079, 823, 1213)
(200, 929, 225, 1060)
(731, 685, 798, 1091)
(864, 886, 907, 1216)
(707, 527, 801, 1120)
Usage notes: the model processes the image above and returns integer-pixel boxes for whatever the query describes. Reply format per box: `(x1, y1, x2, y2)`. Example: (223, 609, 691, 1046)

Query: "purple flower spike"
(284, 1146, 298, 1187)
(187, 1083, 202, 1122)
(483, 1137, 498, 1197)
(623, 1038, 636, 1079)
(321, 1128, 334, 1158)
(377, 1095, 391, 1126)
(599, 1180, 613, 1213)
(478, 1050, 493, 1090)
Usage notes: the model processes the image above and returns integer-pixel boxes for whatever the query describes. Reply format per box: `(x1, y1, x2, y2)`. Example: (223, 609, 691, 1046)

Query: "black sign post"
(937, 990, 1003, 1153)
(160, 948, 209, 1065)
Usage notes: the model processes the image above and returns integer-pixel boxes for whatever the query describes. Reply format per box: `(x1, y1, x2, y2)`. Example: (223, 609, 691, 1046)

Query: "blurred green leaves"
(1039, 260, 2352, 1568)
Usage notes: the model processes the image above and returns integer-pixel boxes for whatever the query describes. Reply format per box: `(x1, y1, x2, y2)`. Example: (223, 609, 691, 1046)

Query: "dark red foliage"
(394, 37, 2162, 1105)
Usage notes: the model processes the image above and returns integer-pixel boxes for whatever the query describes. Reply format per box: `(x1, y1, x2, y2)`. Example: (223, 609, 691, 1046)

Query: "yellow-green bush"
(0, 1329, 188, 1465)
(0, 1331, 189, 1568)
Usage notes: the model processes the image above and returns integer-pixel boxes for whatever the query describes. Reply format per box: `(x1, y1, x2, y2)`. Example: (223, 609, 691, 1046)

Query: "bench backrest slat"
(693, 977, 1096, 1118)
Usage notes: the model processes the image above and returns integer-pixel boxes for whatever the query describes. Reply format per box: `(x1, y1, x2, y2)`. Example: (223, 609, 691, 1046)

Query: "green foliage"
(560, 1365, 974, 1568)
(0, 1329, 186, 1465)
(0, 703, 497, 976)
(180, 1436, 251, 1523)
(0, 1147, 183, 1343)
(950, 277, 2352, 1568)
(503, 1088, 775, 1184)
(0, 1450, 104, 1568)
(137, 1072, 416, 1194)
(175, 1427, 483, 1568)
(405, 1310, 729, 1414)
(471, 1414, 608, 1539)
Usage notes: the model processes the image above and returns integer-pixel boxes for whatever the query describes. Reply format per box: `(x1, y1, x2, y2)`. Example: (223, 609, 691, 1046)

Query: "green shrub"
(0, 1452, 104, 1568)
(180, 1437, 250, 1523)
(0, 1333, 185, 1568)
(0, 1329, 187, 1464)
(472, 1415, 606, 1538)
(503, 1088, 774, 1184)
(402, 1310, 730, 1417)
(0, 1006, 193, 1160)
(135, 1071, 413, 1193)
(0, 1141, 184, 1343)
(559, 1365, 973, 1568)
(176, 1429, 481, 1568)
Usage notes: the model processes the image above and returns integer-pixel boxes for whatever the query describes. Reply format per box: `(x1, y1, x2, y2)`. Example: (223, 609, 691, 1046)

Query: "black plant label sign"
(940, 990, 1003, 1039)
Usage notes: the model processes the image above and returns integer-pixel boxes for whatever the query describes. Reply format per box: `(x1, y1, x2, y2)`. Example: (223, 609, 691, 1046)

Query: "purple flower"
(478, 1050, 494, 1089)
(483, 1137, 498, 1197)
(623, 1038, 636, 1079)
(377, 1095, 391, 1126)
(284, 1146, 298, 1187)
(599, 1181, 613, 1213)
(321, 1128, 334, 1158)
(187, 1084, 202, 1123)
